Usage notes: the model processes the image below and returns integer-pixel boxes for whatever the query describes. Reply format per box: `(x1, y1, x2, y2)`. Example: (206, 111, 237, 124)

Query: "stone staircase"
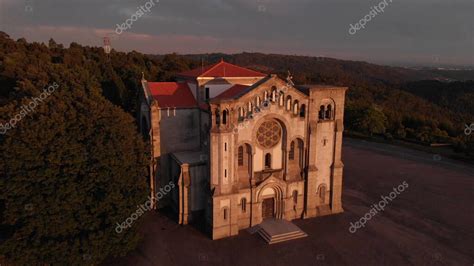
(256, 219, 308, 244)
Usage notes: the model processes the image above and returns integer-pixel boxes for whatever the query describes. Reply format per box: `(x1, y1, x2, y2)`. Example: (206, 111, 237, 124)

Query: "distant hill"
(0, 33, 472, 159)
(176, 53, 473, 85)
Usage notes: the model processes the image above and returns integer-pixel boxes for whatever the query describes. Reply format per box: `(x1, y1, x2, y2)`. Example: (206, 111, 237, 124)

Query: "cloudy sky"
(0, 0, 472, 66)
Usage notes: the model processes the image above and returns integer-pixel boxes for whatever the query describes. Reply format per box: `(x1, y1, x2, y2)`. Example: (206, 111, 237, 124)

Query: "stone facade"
(138, 62, 347, 240)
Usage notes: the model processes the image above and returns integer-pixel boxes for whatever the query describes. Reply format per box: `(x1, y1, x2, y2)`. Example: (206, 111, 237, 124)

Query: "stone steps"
(246, 225, 261, 235)
(256, 219, 308, 244)
(257, 228, 307, 244)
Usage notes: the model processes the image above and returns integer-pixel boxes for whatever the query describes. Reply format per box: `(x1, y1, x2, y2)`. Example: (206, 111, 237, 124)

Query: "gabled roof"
(148, 82, 197, 108)
(214, 84, 249, 100)
(210, 76, 272, 103)
(178, 59, 266, 78)
(209, 75, 310, 103)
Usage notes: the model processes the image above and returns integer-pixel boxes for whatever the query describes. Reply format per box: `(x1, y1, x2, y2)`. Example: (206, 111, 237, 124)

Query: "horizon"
(0, 0, 473, 68)
(1, 31, 473, 70)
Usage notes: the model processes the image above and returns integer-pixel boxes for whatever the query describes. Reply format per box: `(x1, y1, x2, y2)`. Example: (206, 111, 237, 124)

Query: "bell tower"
(305, 86, 347, 218)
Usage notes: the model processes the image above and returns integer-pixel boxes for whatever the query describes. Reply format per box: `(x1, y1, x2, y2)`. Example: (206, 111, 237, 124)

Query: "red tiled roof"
(178, 60, 266, 78)
(148, 82, 197, 108)
(214, 84, 249, 100)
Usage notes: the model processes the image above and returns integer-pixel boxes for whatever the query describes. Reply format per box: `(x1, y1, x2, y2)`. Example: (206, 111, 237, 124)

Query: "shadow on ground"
(108, 138, 474, 266)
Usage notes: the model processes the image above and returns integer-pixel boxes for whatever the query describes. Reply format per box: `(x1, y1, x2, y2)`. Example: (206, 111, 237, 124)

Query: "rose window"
(256, 120, 282, 148)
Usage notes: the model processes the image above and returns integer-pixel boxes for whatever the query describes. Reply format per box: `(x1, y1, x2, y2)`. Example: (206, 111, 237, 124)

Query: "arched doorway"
(262, 197, 275, 219)
(258, 185, 284, 221)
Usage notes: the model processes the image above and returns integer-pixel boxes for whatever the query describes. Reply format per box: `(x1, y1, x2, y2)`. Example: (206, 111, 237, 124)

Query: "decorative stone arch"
(236, 142, 253, 182)
(286, 95, 292, 111)
(257, 182, 286, 219)
(252, 114, 291, 177)
(279, 92, 284, 106)
(236, 141, 254, 155)
(299, 104, 306, 118)
(238, 106, 246, 121)
(253, 114, 290, 150)
(319, 98, 336, 121)
(287, 135, 305, 150)
(214, 108, 221, 125)
(287, 136, 304, 178)
(271, 86, 277, 102)
(222, 109, 229, 125)
(293, 100, 299, 115)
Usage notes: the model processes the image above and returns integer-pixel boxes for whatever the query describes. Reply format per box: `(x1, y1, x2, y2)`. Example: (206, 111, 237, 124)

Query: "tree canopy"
(0, 33, 148, 264)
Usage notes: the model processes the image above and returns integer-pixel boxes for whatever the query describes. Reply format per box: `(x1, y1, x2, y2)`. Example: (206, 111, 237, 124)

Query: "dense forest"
(0, 32, 473, 264)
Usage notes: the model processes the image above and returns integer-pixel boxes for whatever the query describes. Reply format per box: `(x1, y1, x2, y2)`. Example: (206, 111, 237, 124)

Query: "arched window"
(300, 104, 306, 118)
(265, 153, 272, 169)
(238, 146, 244, 166)
(293, 100, 299, 115)
(289, 141, 295, 160)
(264, 91, 268, 101)
(215, 109, 221, 125)
(325, 105, 332, 120)
(256, 96, 261, 106)
(292, 190, 298, 204)
(286, 96, 292, 111)
(222, 110, 228, 124)
(279, 93, 284, 106)
(223, 208, 228, 220)
(318, 105, 325, 120)
(319, 185, 326, 204)
(241, 198, 247, 212)
(238, 107, 245, 121)
(271, 87, 277, 102)
(297, 139, 304, 167)
(248, 102, 253, 114)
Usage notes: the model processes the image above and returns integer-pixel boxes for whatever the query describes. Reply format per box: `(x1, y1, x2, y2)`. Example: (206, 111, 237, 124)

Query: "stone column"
(331, 119, 344, 213)
(178, 163, 191, 224)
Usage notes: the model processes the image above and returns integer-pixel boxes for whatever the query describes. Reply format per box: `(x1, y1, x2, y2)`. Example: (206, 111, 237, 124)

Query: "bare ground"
(110, 138, 474, 266)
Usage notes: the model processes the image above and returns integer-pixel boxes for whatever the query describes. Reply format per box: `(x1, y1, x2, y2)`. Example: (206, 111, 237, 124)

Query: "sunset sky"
(0, 0, 472, 66)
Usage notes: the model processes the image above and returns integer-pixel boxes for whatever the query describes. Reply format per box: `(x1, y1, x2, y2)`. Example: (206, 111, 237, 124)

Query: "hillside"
(1, 33, 473, 160)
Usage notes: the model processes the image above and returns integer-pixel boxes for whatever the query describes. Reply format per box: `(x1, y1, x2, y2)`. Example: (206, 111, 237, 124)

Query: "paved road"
(111, 138, 474, 266)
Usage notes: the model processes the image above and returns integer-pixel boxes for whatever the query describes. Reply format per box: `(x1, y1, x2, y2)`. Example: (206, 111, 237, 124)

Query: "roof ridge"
(220, 61, 265, 76)
(200, 60, 225, 77)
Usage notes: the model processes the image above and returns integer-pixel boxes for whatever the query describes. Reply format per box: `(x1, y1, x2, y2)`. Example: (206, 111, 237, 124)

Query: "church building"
(139, 60, 347, 239)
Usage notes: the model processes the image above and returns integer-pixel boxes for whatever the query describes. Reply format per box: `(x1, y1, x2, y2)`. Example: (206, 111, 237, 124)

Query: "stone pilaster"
(178, 163, 191, 224)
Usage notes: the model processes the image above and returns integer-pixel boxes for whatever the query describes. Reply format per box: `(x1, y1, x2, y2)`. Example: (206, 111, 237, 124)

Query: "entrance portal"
(262, 198, 275, 219)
